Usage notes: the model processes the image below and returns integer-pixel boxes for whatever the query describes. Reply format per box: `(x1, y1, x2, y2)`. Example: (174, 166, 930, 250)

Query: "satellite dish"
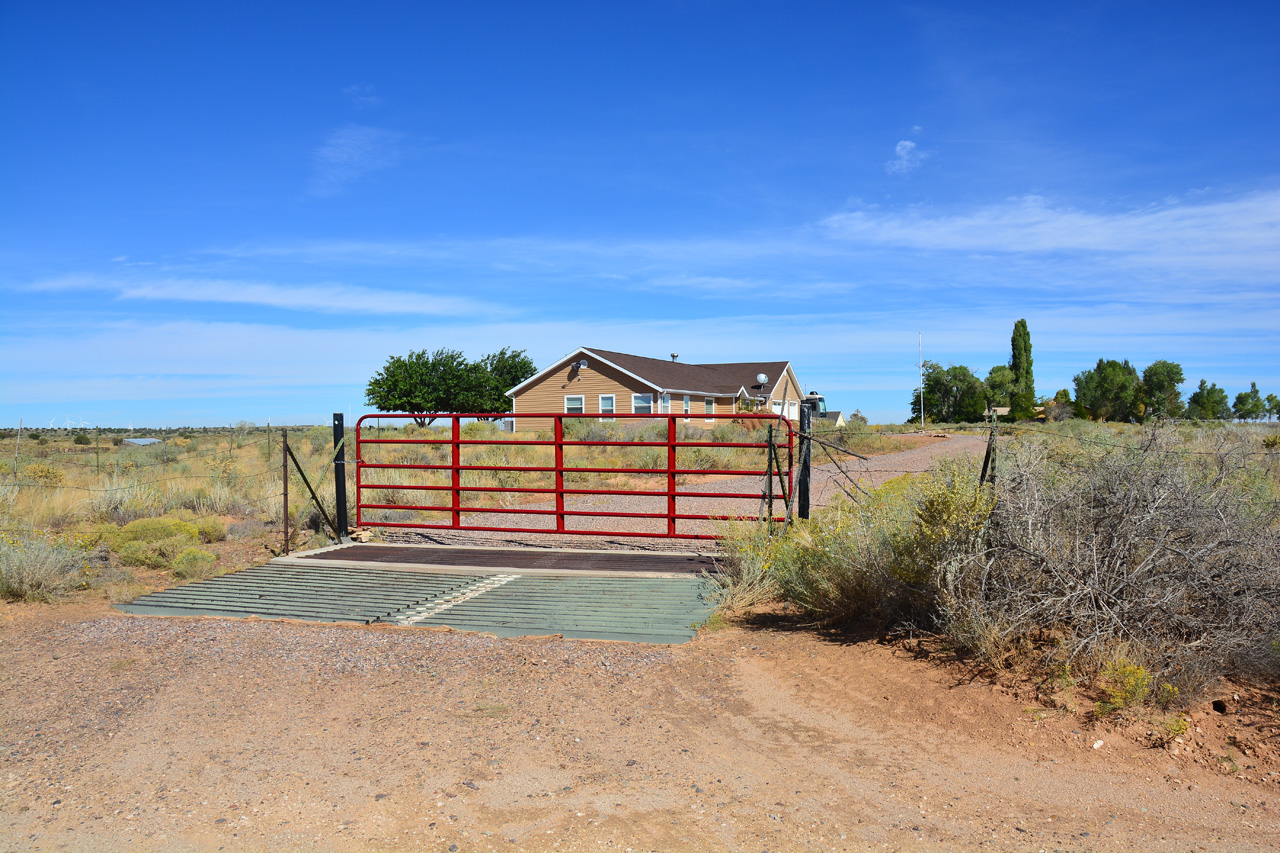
(756, 373, 769, 385)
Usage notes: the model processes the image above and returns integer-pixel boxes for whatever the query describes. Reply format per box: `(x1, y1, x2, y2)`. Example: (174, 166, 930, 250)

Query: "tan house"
(506, 347, 804, 432)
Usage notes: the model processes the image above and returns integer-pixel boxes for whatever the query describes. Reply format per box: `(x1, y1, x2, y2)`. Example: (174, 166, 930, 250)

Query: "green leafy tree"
(365, 348, 495, 425)
(1010, 319, 1034, 399)
(1007, 390, 1037, 421)
(983, 365, 1016, 410)
(1140, 360, 1185, 419)
(1232, 382, 1265, 422)
(1074, 358, 1142, 422)
(478, 347, 537, 413)
(1265, 393, 1280, 422)
(910, 361, 987, 424)
(1185, 379, 1231, 420)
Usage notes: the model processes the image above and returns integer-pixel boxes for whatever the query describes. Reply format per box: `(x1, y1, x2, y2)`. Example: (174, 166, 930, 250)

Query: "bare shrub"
(963, 426, 1280, 684)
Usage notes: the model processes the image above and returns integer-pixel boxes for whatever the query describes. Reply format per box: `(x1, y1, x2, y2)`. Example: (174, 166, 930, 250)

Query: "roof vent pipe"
(670, 353, 679, 361)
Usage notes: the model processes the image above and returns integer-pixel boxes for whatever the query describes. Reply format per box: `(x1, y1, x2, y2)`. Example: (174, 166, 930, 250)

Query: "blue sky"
(2, 1, 1277, 427)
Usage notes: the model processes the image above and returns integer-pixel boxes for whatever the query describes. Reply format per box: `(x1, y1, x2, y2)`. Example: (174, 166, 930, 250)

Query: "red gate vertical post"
(451, 416, 461, 528)
(354, 420, 363, 528)
(666, 415, 677, 536)
(553, 416, 565, 532)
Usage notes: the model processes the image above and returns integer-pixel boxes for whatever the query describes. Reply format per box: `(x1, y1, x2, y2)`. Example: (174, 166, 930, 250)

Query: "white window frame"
(660, 393, 671, 414)
(598, 394, 615, 422)
(705, 398, 716, 422)
(682, 395, 690, 422)
(632, 393, 653, 415)
(564, 395, 585, 415)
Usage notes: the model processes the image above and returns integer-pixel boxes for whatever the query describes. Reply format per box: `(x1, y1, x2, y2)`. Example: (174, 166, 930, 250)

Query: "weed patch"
(172, 547, 218, 580)
(0, 534, 89, 601)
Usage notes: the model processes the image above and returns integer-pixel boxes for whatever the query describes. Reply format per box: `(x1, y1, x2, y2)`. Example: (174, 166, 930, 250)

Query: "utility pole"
(12, 419, 21, 478)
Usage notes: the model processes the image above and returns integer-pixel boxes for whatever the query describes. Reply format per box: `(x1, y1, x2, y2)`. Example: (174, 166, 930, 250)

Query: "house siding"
(509, 352, 802, 432)
(511, 359, 654, 432)
(770, 368, 802, 412)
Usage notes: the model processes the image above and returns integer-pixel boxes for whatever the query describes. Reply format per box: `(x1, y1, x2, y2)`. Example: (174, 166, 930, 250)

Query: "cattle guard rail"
(355, 412, 795, 540)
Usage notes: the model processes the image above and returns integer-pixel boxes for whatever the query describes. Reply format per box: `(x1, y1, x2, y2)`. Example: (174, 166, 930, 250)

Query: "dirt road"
(2, 602, 1274, 852)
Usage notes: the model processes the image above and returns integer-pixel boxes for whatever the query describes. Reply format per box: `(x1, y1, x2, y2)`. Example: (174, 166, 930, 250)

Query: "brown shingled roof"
(584, 348, 790, 397)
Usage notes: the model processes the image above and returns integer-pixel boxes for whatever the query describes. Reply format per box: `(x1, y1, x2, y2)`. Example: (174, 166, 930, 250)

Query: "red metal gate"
(355, 412, 794, 540)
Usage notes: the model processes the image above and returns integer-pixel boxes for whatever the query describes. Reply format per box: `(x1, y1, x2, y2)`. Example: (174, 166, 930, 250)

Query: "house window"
(598, 394, 615, 422)
(705, 398, 715, 422)
(683, 395, 690, 422)
(564, 395, 584, 415)
(660, 393, 671, 414)
(632, 393, 653, 415)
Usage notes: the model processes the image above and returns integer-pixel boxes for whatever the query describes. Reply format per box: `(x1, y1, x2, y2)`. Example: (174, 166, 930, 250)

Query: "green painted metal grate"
(116, 565, 715, 644)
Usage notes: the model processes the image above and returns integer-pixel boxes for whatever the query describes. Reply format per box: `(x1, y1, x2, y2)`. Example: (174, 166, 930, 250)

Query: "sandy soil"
(2, 600, 1277, 853)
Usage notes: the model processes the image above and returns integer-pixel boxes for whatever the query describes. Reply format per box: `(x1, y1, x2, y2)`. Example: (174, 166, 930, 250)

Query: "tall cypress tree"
(1010, 319, 1034, 398)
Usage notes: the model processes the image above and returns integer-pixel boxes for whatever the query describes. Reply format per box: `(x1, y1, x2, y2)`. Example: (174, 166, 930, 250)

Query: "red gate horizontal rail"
(355, 412, 794, 541)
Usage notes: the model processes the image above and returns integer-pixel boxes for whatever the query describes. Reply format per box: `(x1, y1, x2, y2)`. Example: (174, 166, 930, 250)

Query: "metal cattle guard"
(355, 412, 794, 540)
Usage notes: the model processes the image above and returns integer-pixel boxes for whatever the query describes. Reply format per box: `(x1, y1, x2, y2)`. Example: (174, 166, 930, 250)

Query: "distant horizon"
(3, 2, 1276, 426)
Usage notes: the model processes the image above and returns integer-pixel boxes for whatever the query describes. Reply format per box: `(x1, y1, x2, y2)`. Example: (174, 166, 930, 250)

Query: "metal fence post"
(798, 404, 812, 520)
(332, 413, 348, 539)
(282, 428, 289, 555)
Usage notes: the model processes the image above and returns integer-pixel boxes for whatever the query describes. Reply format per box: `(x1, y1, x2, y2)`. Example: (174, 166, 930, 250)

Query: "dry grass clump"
(0, 533, 90, 601)
(722, 423, 1280, 702)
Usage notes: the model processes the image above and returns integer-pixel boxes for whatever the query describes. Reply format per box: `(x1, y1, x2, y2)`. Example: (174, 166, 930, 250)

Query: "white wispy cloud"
(309, 125, 405, 197)
(209, 188, 1280, 289)
(884, 139, 928, 175)
(26, 275, 504, 317)
(823, 190, 1280, 277)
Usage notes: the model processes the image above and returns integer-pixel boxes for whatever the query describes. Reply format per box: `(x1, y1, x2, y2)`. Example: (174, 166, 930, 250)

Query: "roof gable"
(508, 346, 797, 398)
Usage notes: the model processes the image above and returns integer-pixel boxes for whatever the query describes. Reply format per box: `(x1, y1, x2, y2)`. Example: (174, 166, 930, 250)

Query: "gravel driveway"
(2, 603, 1273, 852)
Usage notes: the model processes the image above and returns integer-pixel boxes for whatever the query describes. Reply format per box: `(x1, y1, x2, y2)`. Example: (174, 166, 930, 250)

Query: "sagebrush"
(722, 422, 1280, 695)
